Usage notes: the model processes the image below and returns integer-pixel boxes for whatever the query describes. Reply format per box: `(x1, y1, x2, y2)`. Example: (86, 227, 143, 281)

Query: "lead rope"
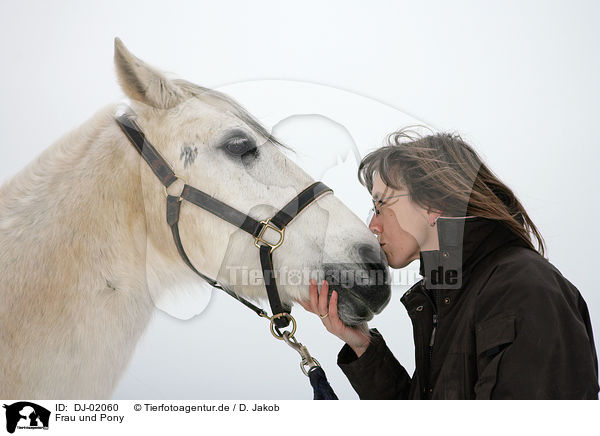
(283, 333, 339, 400)
(269, 315, 338, 400)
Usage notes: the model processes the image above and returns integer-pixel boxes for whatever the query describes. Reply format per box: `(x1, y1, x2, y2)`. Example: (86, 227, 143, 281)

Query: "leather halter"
(115, 110, 333, 329)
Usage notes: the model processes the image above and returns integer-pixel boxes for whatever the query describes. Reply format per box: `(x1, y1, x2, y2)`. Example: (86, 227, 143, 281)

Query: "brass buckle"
(254, 219, 285, 252)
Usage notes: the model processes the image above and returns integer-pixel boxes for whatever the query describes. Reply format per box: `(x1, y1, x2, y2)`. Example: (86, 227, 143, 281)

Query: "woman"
(298, 129, 599, 399)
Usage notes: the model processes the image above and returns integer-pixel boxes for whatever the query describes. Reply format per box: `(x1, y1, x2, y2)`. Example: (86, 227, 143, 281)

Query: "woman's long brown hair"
(358, 127, 546, 257)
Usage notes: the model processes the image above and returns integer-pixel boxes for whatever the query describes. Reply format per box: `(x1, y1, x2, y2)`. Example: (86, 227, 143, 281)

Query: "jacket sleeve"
(473, 262, 599, 399)
(337, 328, 412, 399)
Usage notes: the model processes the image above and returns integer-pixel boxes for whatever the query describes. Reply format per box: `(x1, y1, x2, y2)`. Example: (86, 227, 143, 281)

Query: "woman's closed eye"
(374, 199, 391, 214)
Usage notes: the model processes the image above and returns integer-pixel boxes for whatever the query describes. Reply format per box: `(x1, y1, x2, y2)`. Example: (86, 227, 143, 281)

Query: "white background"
(0, 0, 598, 401)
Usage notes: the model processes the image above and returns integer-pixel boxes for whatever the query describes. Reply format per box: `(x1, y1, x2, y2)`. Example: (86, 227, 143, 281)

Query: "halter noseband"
(115, 110, 333, 330)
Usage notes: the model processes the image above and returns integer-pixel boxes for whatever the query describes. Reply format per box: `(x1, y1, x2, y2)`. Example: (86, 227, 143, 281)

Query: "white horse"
(0, 39, 390, 399)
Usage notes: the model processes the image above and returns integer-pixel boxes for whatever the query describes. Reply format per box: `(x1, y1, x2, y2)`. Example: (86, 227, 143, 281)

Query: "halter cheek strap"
(116, 111, 333, 329)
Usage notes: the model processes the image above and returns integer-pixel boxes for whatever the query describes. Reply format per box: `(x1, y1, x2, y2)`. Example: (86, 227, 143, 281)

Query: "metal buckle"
(254, 219, 285, 252)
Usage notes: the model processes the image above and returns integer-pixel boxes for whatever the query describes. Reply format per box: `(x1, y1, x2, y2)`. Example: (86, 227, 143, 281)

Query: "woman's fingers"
(297, 279, 321, 315)
(328, 291, 345, 329)
(299, 285, 368, 351)
(307, 278, 319, 313)
(317, 280, 329, 317)
(298, 280, 339, 330)
(329, 290, 339, 320)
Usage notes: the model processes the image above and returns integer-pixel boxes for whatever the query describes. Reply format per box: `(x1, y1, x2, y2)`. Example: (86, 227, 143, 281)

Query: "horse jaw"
(144, 239, 214, 320)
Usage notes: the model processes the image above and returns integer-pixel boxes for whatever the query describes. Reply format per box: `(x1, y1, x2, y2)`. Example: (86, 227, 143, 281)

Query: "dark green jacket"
(338, 217, 599, 399)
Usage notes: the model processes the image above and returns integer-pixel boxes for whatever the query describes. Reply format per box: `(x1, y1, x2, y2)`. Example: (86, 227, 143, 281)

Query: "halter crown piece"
(114, 109, 333, 332)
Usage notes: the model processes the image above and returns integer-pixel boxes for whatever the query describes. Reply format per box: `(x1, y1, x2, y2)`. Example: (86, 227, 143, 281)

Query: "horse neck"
(0, 104, 155, 398)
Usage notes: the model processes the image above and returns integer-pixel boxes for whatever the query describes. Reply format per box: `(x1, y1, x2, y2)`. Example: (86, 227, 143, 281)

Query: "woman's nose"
(369, 214, 383, 236)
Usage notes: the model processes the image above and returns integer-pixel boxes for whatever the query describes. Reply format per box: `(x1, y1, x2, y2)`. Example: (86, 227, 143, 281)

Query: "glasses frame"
(366, 193, 411, 224)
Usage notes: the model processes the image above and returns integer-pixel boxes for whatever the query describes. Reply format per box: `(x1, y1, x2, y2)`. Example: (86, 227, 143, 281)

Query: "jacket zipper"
(426, 312, 438, 397)
(429, 313, 438, 347)
(420, 286, 439, 397)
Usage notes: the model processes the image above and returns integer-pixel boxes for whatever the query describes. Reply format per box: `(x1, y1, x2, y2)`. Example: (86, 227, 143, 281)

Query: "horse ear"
(113, 37, 184, 109)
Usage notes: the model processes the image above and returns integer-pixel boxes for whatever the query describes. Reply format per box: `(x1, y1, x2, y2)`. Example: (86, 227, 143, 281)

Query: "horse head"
(114, 38, 391, 326)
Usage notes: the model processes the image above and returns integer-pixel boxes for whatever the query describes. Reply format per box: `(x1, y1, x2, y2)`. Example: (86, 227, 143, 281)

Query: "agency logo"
(3, 402, 50, 434)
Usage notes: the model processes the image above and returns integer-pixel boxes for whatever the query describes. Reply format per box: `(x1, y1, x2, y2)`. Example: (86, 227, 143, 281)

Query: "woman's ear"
(427, 208, 443, 227)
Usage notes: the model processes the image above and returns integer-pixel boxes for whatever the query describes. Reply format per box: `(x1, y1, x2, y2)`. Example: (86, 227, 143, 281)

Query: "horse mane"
(0, 101, 157, 398)
(0, 103, 120, 198)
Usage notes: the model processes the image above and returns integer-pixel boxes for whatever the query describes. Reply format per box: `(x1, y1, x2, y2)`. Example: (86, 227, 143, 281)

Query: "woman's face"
(368, 174, 438, 268)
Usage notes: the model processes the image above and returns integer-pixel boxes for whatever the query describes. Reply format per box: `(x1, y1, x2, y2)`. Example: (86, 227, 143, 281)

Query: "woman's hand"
(297, 279, 371, 357)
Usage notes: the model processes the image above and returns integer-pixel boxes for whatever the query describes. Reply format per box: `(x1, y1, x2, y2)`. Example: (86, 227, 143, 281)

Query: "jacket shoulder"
(483, 245, 574, 291)
(474, 246, 583, 318)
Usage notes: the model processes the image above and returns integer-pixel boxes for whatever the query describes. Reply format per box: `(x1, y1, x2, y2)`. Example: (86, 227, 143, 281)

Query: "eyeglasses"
(366, 193, 410, 224)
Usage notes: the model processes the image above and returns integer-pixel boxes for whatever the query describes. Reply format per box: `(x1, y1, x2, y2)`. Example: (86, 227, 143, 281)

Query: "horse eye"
(221, 131, 257, 156)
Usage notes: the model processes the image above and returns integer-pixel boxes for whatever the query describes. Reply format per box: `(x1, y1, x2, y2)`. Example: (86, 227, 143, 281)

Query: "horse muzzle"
(323, 243, 391, 326)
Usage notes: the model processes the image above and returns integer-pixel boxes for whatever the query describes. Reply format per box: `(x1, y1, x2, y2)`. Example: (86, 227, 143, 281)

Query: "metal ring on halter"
(163, 175, 188, 200)
(269, 313, 297, 340)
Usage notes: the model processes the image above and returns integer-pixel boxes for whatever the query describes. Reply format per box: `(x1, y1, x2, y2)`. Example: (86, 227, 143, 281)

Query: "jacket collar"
(418, 217, 528, 290)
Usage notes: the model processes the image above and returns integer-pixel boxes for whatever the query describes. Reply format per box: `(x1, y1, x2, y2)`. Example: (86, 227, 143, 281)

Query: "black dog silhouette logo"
(3, 402, 50, 433)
